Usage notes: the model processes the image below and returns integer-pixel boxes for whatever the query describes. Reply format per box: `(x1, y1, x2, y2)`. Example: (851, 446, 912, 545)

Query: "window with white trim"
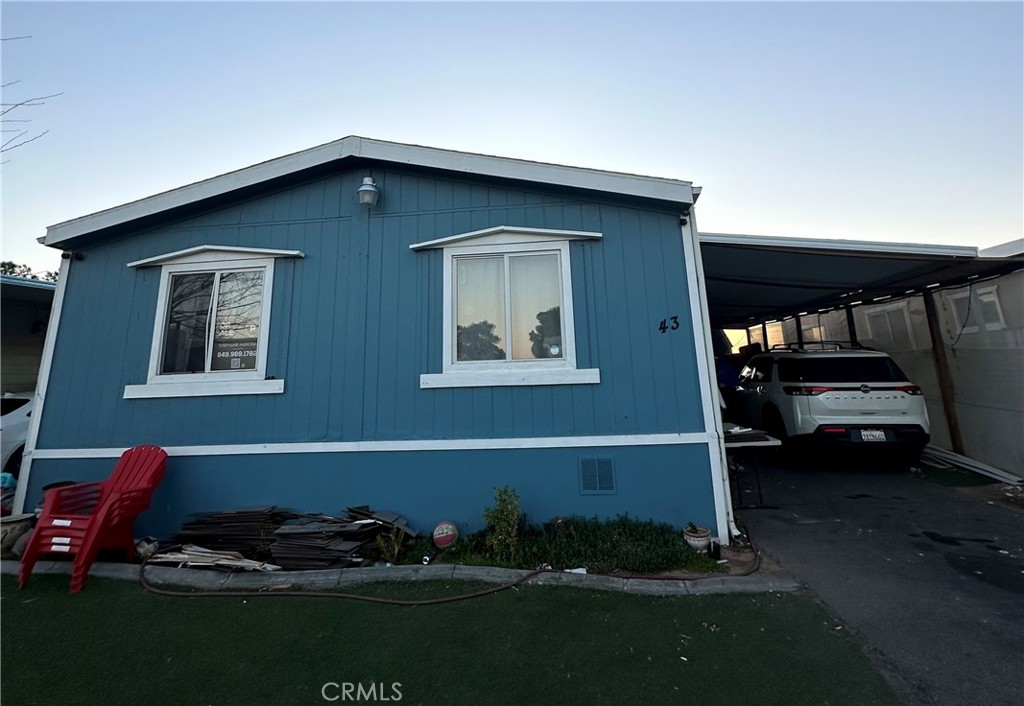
(123, 246, 302, 399)
(160, 266, 266, 375)
(863, 300, 916, 350)
(410, 226, 601, 388)
(947, 284, 1006, 335)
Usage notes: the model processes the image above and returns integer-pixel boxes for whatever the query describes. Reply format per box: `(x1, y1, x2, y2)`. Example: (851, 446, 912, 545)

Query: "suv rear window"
(778, 357, 909, 383)
(1, 398, 30, 416)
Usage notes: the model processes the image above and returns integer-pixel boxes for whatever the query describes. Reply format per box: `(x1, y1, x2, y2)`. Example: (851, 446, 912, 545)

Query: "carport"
(695, 234, 1024, 706)
(696, 233, 1024, 476)
(1, 275, 56, 394)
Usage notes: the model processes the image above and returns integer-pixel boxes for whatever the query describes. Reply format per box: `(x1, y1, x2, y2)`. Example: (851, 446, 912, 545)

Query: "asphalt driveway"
(737, 461, 1024, 706)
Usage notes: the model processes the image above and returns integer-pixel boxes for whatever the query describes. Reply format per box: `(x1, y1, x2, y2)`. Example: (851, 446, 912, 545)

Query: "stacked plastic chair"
(19, 445, 167, 593)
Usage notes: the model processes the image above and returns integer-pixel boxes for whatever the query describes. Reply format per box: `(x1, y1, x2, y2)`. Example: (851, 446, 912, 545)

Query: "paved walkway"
(738, 463, 1024, 706)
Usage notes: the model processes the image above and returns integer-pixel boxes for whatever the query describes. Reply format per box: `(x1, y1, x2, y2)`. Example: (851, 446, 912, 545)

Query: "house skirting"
(24, 443, 718, 539)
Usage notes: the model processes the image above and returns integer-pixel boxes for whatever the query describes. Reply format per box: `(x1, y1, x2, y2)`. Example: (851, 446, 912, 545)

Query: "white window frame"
(947, 284, 1006, 335)
(862, 300, 916, 349)
(410, 226, 601, 389)
(123, 246, 303, 399)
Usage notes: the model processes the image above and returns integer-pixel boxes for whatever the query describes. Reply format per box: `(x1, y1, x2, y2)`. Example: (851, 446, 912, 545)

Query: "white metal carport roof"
(698, 233, 1024, 329)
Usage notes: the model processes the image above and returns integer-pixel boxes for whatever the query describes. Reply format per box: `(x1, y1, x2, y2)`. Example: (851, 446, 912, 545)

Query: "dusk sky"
(2, 2, 1021, 274)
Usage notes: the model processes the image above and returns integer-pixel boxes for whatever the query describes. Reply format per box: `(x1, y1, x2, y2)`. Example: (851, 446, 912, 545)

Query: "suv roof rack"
(768, 341, 878, 352)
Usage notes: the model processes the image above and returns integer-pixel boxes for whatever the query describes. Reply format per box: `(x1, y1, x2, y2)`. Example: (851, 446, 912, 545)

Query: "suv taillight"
(894, 385, 923, 395)
(784, 386, 834, 396)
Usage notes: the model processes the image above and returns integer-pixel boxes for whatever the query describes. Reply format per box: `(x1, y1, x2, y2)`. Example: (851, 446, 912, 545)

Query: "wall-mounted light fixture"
(357, 176, 380, 207)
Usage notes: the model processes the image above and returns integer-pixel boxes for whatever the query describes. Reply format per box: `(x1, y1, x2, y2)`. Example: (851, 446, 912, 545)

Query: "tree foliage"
(529, 306, 562, 359)
(457, 320, 505, 361)
(0, 261, 58, 281)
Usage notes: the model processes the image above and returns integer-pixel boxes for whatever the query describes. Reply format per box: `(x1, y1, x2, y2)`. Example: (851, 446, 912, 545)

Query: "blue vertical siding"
(25, 444, 717, 539)
(37, 167, 705, 450)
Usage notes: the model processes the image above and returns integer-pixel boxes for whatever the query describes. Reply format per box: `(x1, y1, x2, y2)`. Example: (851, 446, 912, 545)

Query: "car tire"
(761, 406, 788, 442)
(761, 406, 798, 464)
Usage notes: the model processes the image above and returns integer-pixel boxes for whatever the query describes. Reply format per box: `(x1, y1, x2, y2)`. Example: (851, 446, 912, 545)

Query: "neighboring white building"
(1, 275, 57, 393)
(855, 239, 1023, 474)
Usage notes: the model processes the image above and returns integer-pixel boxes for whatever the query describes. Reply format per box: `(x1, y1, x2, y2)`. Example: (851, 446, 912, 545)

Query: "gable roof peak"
(43, 136, 697, 248)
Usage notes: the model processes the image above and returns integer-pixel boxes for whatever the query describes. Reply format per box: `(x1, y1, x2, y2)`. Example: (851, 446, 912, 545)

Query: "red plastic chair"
(19, 445, 167, 593)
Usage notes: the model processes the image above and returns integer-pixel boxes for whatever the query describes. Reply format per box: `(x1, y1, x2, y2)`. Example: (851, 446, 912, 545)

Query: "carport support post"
(795, 315, 805, 346)
(761, 322, 769, 349)
(845, 306, 858, 346)
(922, 291, 965, 454)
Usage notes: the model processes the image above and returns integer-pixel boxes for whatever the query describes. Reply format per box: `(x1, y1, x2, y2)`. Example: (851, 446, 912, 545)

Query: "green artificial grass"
(1, 574, 899, 706)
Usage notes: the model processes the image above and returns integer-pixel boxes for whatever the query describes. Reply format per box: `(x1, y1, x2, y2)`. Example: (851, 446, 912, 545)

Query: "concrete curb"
(2, 559, 799, 596)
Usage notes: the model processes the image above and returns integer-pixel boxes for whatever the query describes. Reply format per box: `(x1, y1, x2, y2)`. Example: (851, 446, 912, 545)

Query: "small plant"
(375, 527, 407, 564)
(683, 521, 712, 553)
(482, 486, 522, 564)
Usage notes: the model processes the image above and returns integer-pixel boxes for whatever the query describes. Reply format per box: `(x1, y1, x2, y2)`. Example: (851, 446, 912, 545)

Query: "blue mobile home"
(15, 137, 734, 540)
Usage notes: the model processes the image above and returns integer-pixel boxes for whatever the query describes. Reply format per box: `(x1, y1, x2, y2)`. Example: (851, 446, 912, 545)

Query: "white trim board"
(684, 214, 735, 544)
(410, 225, 602, 251)
(124, 379, 285, 399)
(30, 432, 712, 460)
(128, 246, 304, 268)
(43, 136, 696, 247)
(13, 257, 71, 514)
(420, 368, 600, 388)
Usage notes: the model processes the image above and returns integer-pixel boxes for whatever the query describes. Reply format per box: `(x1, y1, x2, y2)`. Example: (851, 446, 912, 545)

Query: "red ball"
(432, 521, 459, 548)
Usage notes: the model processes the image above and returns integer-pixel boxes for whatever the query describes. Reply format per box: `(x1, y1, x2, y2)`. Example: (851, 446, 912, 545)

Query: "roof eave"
(42, 136, 696, 248)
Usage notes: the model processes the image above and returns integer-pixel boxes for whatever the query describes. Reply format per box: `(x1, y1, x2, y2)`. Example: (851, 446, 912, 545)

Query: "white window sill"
(124, 378, 285, 399)
(420, 368, 600, 389)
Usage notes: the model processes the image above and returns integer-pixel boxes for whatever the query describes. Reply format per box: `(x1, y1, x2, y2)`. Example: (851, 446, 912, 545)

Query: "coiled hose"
(138, 532, 761, 606)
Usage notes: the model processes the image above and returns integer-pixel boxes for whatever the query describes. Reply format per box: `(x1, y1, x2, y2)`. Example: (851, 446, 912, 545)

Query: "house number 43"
(658, 316, 680, 333)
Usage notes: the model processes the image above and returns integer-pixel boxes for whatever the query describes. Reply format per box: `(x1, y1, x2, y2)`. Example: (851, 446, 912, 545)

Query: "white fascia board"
(979, 238, 1024, 258)
(127, 245, 304, 268)
(357, 138, 695, 204)
(43, 135, 695, 247)
(410, 225, 602, 251)
(699, 232, 979, 259)
(43, 136, 361, 247)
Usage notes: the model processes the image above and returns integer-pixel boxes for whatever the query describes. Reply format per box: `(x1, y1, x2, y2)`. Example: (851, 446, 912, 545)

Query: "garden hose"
(138, 545, 548, 605)
(137, 529, 764, 604)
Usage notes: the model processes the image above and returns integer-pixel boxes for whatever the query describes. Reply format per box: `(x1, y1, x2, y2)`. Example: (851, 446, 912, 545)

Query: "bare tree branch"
(0, 129, 48, 152)
(1, 130, 28, 149)
(0, 93, 63, 117)
(1, 37, 60, 159)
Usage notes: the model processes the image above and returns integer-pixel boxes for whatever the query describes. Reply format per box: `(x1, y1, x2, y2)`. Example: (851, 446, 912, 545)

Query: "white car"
(1, 392, 34, 477)
(734, 346, 930, 462)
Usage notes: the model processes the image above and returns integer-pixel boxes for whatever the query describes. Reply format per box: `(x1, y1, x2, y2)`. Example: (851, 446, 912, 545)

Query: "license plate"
(860, 429, 886, 442)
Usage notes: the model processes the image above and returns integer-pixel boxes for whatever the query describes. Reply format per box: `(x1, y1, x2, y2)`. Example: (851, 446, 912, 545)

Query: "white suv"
(734, 346, 930, 461)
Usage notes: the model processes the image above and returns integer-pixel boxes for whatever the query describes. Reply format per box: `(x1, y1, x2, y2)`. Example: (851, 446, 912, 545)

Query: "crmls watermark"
(321, 682, 403, 702)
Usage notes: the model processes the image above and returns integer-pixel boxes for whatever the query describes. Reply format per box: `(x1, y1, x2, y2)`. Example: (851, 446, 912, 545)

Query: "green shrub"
(482, 486, 522, 564)
(399, 501, 720, 574)
(518, 515, 708, 574)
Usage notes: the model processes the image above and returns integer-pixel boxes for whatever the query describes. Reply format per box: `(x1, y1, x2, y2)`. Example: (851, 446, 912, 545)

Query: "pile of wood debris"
(165, 505, 417, 570)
